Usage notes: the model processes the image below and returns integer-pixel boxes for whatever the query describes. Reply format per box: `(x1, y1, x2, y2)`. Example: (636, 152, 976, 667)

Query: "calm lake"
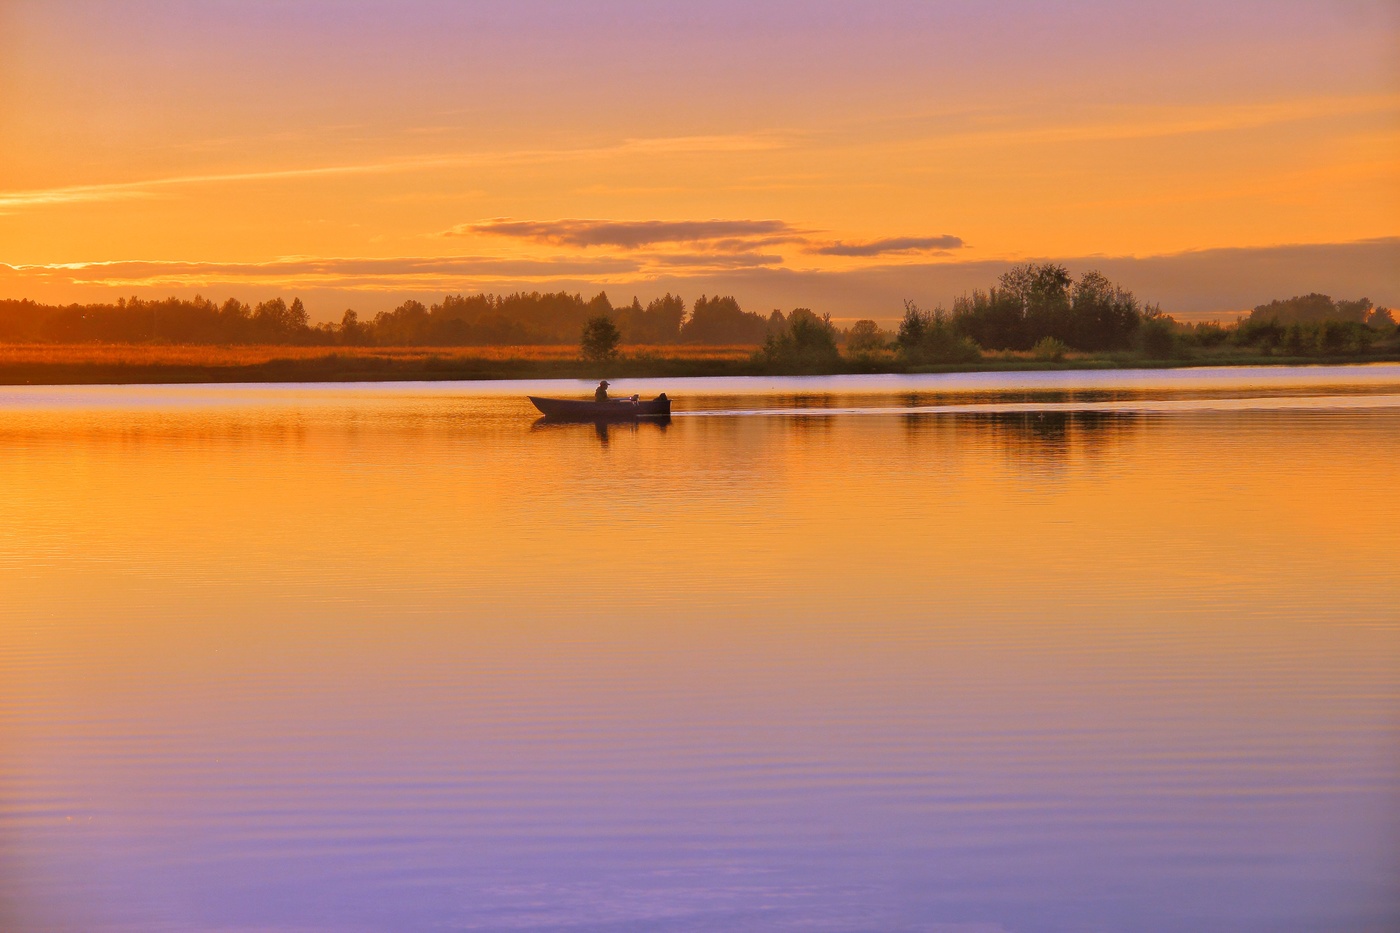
(2, 365, 1398, 932)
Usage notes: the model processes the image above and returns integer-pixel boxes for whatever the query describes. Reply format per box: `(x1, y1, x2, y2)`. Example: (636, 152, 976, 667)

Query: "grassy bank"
(0, 344, 755, 385)
(0, 343, 1398, 386)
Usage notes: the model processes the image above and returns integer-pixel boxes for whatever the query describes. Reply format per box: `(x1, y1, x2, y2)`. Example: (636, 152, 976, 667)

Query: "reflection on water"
(532, 416, 672, 446)
(933, 411, 1142, 469)
(1, 367, 1398, 933)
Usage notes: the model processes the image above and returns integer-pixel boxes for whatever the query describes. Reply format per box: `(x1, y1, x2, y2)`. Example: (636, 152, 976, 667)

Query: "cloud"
(454, 218, 799, 249)
(0, 162, 456, 211)
(3, 255, 640, 288)
(888, 94, 1400, 157)
(449, 218, 963, 260)
(0, 133, 787, 211)
(1, 250, 785, 289)
(810, 235, 965, 257)
(647, 253, 784, 269)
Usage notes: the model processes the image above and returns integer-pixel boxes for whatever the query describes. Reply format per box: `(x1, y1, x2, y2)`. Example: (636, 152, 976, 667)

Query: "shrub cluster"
(896, 302, 981, 363)
(952, 266, 1145, 352)
(883, 268, 1395, 362)
(756, 309, 841, 373)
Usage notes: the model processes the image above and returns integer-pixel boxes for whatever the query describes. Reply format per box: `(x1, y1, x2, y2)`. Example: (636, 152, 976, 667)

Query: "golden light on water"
(2, 2, 1399, 928)
(2, 377, 1398, 929)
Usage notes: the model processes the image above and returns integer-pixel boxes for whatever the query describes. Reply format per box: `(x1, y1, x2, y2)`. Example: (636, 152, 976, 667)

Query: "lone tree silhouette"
(580, 315, 621, 361)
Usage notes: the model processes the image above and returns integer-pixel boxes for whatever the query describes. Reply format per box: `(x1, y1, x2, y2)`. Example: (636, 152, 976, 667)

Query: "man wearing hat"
(594, 380, 610, 403)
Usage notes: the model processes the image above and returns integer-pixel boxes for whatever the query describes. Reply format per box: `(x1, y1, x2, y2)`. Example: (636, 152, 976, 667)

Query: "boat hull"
(528, 395, 671, 420)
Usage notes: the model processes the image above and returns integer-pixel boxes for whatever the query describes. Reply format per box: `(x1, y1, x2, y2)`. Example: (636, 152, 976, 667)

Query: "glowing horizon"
(1, 0, 1396, 318)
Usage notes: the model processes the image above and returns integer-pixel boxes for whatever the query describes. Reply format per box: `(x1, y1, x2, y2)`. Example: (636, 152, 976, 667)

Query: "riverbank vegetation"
(746, 265, 1397, 374)
(0, 290, 765, 346)
(1, 265, 1395, 383)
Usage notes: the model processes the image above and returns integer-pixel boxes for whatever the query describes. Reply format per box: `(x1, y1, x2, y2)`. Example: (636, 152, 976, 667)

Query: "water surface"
(2, 366, 1398, 932)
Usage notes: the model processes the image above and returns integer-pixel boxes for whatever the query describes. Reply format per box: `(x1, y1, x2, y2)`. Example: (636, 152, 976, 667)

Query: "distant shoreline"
(2, 344, 1400, 386)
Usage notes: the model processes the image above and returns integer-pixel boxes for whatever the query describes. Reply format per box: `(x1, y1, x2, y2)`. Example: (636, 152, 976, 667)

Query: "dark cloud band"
(453, 218, 797, 249)
(811, 236, 965, 257)
(4, 256, 642, 282)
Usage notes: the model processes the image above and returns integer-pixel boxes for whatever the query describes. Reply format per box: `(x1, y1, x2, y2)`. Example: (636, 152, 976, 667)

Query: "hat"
(599, 380, 610, 387)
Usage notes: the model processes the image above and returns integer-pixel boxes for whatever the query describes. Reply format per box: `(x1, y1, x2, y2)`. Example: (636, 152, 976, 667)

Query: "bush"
(897, 300, 982, 363)
(919, 327, 982, 363)
(580, 315, 621, 361)
(1189, 322, 1229, 347)
(1283, 323, 1309, 356)
(758, 308, 841, 372)
(1139, 316, 1176, 358)
(1032, 336, 1068, 362)
(1276, 320, 1375, 356)
(1316, 320, 1374, 354)
(1318, 320, 1349, 354)
(1232, 317, 1283, 350)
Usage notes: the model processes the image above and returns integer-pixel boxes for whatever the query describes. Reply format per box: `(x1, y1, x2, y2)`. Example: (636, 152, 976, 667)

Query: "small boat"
(528, 393, 671, 420)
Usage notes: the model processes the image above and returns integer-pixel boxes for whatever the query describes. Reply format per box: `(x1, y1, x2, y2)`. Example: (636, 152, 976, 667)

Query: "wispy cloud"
(453, 218, 964, 261)
(811, 235, 964, 257)
(894, 94, 1400, 155)
(453, 218, 800, 249)
(648, 253, 784, 268)
(1, 216, 970, 292)
(0, 248, 796, 291)
(0, 163, 440, 210)
(2, 255, 640, 288)
(0, 133, 789, 211)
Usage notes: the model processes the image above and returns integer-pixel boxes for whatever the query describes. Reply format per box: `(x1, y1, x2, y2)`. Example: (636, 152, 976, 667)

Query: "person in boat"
(594, 380, 610, 402)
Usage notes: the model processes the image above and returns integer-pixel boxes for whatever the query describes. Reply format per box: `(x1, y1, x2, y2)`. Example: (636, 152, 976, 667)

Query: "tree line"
(0, 291, 781, 346)
(884, 266, 1395, 364)
(747, 265, 1397, 371)
(1, 267, 1393, 360)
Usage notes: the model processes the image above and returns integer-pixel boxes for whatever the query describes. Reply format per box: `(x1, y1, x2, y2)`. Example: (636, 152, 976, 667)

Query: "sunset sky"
(1, 0, 1396, 321)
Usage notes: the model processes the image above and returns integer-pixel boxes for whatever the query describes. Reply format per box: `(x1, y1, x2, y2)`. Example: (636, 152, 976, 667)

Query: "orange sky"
(1, 1, 1396, 318)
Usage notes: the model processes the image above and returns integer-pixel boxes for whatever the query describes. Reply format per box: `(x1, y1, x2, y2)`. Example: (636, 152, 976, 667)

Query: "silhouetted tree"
(338, 309, 368, 345)
(615, 293, 686, 343)
(644, 294, 687, 343)
(1249, 293, 1372, 325)
(950, 264, 1142, 352)
(1068, 271, 1140, 350)
(681, 295, 769, 344)
(1336, 298, 1374, 323)
(846, 319, 886, 352)
(897, 300, 930, 349)
(1368, 306, 1396, 330)
(580, 315, 621, 361)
